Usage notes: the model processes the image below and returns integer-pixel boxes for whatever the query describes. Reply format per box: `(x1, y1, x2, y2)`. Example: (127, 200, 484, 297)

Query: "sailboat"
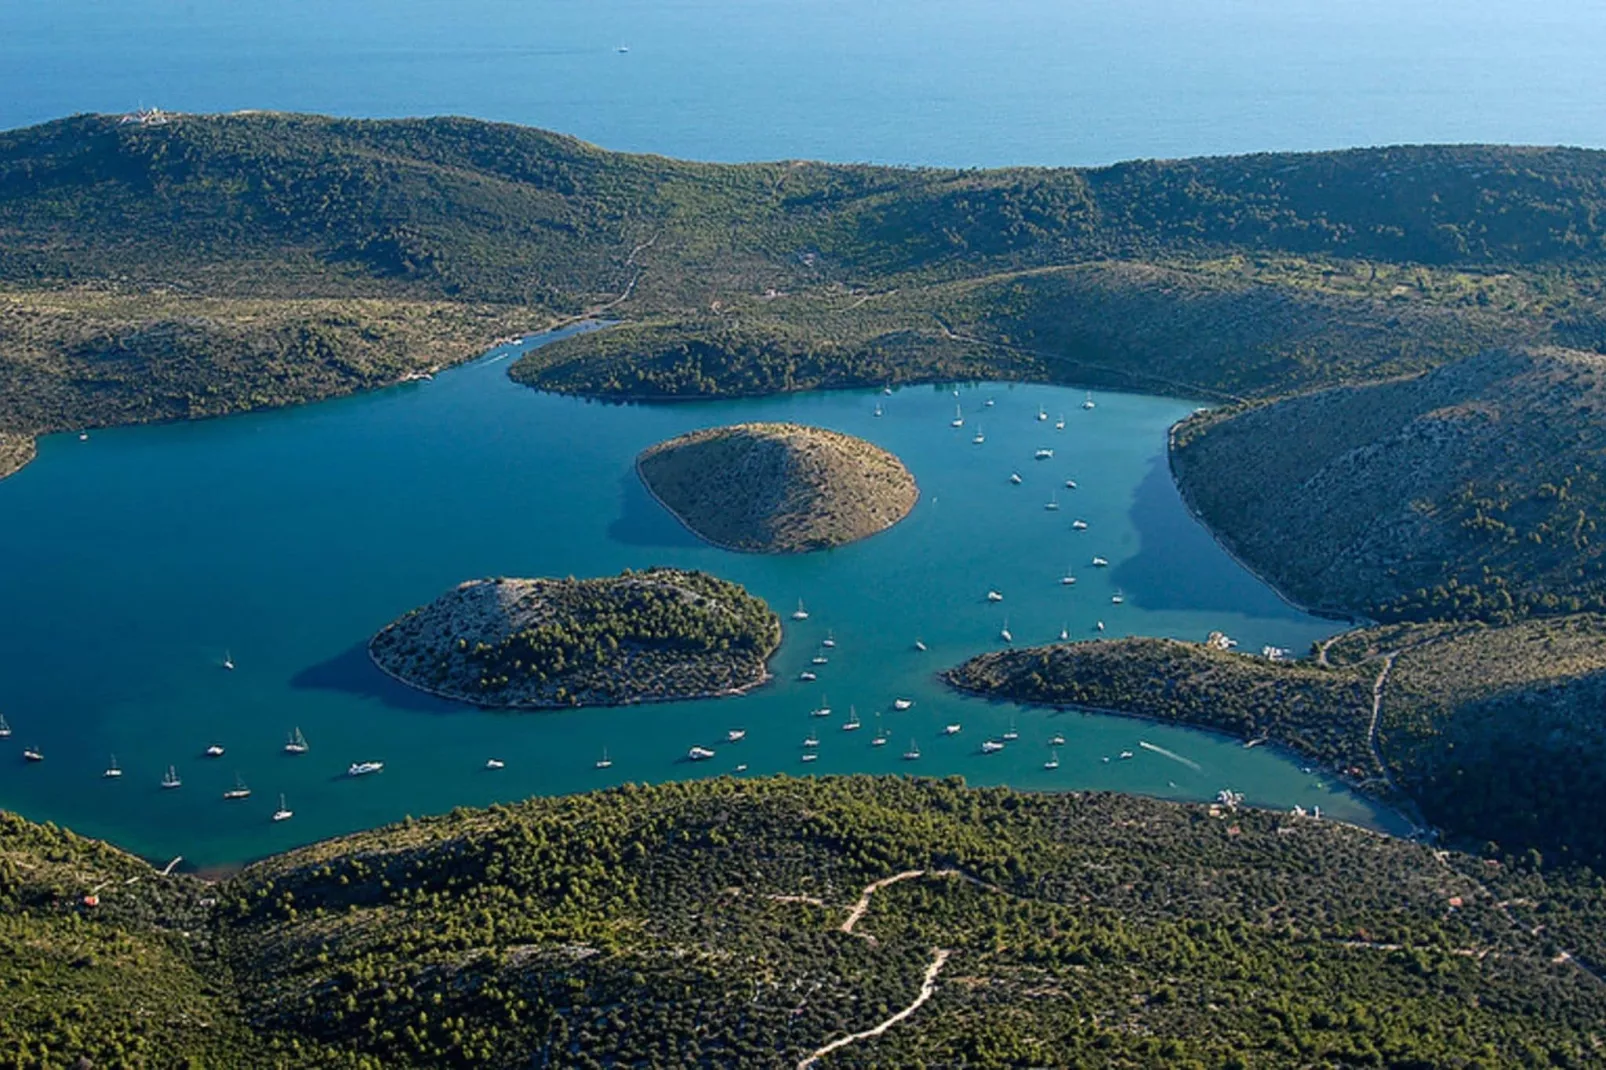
(1009, 472, 1023, 485)
(1111, 590, 1125, 605)
(984, 397, 995, 408)
(1059, 624, 1070, 641)
(103, 754, 122, 779)
(1044, 749, 1061, 770)
(1061, 565, 1076, 586)
(803, 733, 820, 749)
(1064, 478, 1078, 489)
(842, 706, 861, 732)
(0, 714, 10, 738)
(161, 765, 181, 790)
(1044, 491, 1059, 511)
(1050, 734, 1066, 746)
(223, 650, 235, 671)
(1036, 405, 1048, 421)
(913, 638, 927, 652)
(811, 697, 832, 717)
(484, 758, 505, 770)
(272, 793, 293, 822)
(812, 650, 829, 665)
(595, 748, 613, 769)
(204, 743, 225, 758)
(822, 631, 836, 649)
(873, 402, 884, 417)
(223, 774, 252, 800)
(1003, 717, 1019, 741)
(23, 745, 43, 762)
(284, 727, 309, 755)
(727, 728, 747, 742)
(987, 589, 1004, 602)
(950, 404, 964, 428)
(893, 698, 914, 710)
(1082, 391, 1096, 410)
(902, 739, 921, 761)
(1055, 413, 1066, 430)
(1000, 616, 1013, 643)
(972, 427, 985, 445)
(792, 599, 809, 621)
(872, 713, 888, 747)
(1071, 519, 1088, 531)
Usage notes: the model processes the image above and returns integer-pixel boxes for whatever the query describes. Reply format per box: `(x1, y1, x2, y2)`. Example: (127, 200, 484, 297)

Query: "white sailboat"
(872, 713, 888, 747)
(103, 754, 122, 779)
(987, 589, 1004, 602)
(272, 793, 293, 822)
(161, 765, 181, 789)
(223, 773, 252, 800)
(1071, 519, 1088, 530)
(1055, 413, 1066, 430)
(873, 402, 884, 417)
(1036, 405, 1048, 421)
(792, 599, 809, 621)
(1064, 478, 1078, 489)
(913, 638, 927, 652)
(1003, 717, 1019, 742)
(1044, 491, 1059, 511)
(223, 650, 235, 671)
(972, 427, 985, 445)
(204, 743, 225, 758)
(727, 728, 747, 742)
(687, 746, 716, 761)
(802, 733, 820, 749)
(1091, 556, 1109, 567)
(1000, 616, 1012, 643)
(23, 745, 43, 762)
(1111, 590, 1125, 605)
(944, 723, 962, 735)
(0, 714, 10, 738)
(1082, 391, 1095, 410)
(484, 758, 505, 770)
(981, 740, 1005, 754)
(1009, 472, 1022, 484)
(595, 748, 614, 770)
(284, 727, 309, 755)
(950, 404, 964, 428)
(1061, 565, 1077, 586)
(893, 698, 914, 710)
(1034, 447, 1054, 460)
(902, 739, 921, 760)
(1059, 624, 1070, 641)
(842, 706, 861, 732)
(1044, 749, 1061, 770)
(822, 631, 836, 649)
(811, 697, 832, 717)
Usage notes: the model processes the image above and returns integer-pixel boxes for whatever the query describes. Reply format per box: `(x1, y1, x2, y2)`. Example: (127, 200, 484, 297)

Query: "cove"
(0, 327, 1409, 868)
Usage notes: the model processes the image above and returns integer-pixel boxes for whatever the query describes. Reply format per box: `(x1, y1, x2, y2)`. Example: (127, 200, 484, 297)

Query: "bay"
(0, 327, 1406, 867)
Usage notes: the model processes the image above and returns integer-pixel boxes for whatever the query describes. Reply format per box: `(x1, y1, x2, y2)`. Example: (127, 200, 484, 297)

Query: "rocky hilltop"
(369, 567, 781, 707)
(637, 422, 918, 552)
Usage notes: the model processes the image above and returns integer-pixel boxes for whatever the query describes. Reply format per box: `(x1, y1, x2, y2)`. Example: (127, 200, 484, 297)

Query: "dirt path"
(796, 948, 952, 1070)
(1367, 652, 1402, 794)
(839, 870, 928, 935)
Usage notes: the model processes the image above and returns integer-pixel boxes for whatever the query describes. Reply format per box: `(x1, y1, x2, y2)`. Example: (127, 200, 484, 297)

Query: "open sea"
(5, 0, 1598, 865)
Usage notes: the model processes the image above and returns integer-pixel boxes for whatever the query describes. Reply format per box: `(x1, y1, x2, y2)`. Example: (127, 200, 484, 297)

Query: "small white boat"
(1000, 617, 1013, 643)
(882, 385, 893, 395)
(913, 638, 927, 652)
(223, 774, 252, 800)
(1044, 492, 1059, 511)
(981, 740, 1005, 754)
(1059, 625, 1070, 641)
(595, 748, 613, 770)
(687, 746, 716, 762)
(944, 724, 962, 735)
(822, 631, 836, 649)
(893, 698, 914, 711)
(1071, 520, 1088, 531)
(1096, 621, 1105, 631)
(79, 432, 89, 441)
(616, 44, 630, 53)
(1036, 406, 1048, 422)
(204, 744, 225, 758)
(987, 590, 1004, 602)
(103, 754, 122, 778)
(161, 765, 181, 789)
(872, 734, 888, 748)
(1050, 734, 1066, 746)
(801, 752, 819, 763)
(812, 653, 828, 665)
(1064, 479, 1078, 489)
(1034, 448, 1054, 460)
(1009, 472, 1022, 485)
(484, 759, 505, 771)
(803, 734, 820, 748)
(1002, 719, 1019, 741)
(347, 761, 384, 777)
(1044, 750, 1061, 770)
(1111, 591, 1125, 605)
(223, 650, 235, 671)
(842, 707, 861, 732)
(1061, 566, 1077, 585)
(792, 599, 809, 621)
(950, 404, 964, 428)
(0, 715, 10, 738)
(23, 746, 43, 763)
(1091, 556, 1109, 567)
(1082, 392, 1095, 410)
(811, 698, 832, 718)
(727, 728, 747, 743)
(984, 397, 995, 408)
(798, 671, 817, 682)
(272, 793, 293, 822)
(734, 763, 749, 773)
(1119, 750, 1134, 760)
(873, 402, 884, 417)
(972, 428, 985, 444)
(284, 727, 309, 755)
(902, 740, 921, 760)
(1055, 414, 1066, 430)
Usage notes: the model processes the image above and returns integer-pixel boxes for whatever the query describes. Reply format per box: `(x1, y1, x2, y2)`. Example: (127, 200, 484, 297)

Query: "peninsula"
(636, 422, 918, 552)
(369, 568, 781, 707)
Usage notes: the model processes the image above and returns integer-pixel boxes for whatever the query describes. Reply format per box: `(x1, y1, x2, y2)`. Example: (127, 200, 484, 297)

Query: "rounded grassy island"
(636, 422, 918, 553)
(369, 568, 782, 708)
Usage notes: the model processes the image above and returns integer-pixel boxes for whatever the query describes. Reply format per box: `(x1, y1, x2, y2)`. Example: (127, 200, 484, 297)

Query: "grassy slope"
(636, 423, 918, 552)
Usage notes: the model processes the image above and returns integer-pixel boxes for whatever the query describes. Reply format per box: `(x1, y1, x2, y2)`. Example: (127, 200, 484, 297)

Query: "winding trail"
(1367, 652, 1402, 794)
(796, 948, 952, 1070)
(839, 870, 927, 935)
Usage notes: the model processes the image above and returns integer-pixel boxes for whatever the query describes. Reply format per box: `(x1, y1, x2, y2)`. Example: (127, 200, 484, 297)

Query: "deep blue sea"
(5, 0, 1590, 865)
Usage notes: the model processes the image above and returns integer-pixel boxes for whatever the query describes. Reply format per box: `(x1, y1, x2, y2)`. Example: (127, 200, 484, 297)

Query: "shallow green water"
(0, 328, 1407, 867)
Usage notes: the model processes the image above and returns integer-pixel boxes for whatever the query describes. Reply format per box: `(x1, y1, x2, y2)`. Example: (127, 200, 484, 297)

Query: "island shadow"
(608, 467, 703, 549)
(291, 641, 467, 715)
(1112, 453, 1297, 619)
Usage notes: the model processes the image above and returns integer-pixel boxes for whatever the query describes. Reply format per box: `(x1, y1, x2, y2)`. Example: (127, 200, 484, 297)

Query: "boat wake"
(1139, 740, 1201, 771)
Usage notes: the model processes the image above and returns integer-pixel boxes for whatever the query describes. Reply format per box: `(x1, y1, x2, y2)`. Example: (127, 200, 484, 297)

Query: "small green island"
(369, 568, 781, 707)
(637, 422, 919, 553)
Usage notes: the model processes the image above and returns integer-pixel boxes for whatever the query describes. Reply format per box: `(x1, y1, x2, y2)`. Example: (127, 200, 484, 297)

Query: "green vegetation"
(948, 617, 1606, 870)
(8, 777, 1606, 1067)
(369, 568, 781, 707)
(945, 637, 1386, 789)
(636, 422, 918, 552)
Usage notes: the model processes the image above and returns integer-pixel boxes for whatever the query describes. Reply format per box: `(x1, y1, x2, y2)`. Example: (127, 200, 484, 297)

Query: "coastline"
(0, 432, 36, 482)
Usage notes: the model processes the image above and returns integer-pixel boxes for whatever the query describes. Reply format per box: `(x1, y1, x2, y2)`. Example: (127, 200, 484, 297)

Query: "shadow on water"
(291, 642, 465, 714)
(607, 467, 703, 549)
(1115, 454, 1293, 618)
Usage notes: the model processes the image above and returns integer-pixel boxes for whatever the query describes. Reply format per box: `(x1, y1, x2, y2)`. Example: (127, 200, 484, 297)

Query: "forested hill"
(4, 114, 1606, 299)
(6, 778, 1606, 1067)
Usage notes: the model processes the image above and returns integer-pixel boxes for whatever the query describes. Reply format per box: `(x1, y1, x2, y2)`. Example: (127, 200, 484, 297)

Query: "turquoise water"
(0, 328, 1407, 867)
(3, 1, 1604, 166)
